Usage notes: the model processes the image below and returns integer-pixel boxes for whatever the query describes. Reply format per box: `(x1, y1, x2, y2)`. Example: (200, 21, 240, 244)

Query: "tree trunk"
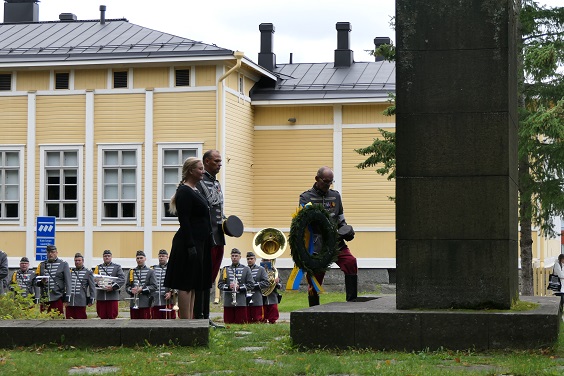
(519, 155, 534, 296)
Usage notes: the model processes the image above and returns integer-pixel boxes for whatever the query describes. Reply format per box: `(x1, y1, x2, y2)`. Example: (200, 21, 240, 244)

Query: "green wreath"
(289, 204, 340, 275)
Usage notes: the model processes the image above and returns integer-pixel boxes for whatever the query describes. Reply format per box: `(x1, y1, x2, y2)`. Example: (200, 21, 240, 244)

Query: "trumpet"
(126, 280, 140, 309)
(231, 270, 238, 307)
(159, 289, 179, 313)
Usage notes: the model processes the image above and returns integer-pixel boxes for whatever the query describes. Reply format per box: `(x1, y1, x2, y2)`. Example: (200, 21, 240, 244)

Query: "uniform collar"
(204, 170, 217, 181)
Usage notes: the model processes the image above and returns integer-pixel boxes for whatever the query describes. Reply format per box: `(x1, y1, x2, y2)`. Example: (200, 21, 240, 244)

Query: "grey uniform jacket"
(299, 185, 349, 252)
(0, 251, 8, 295)
(197, 171, 225, 246)
(69, 267, 96, 307)
(248, 264, 269, 307)
(151, 263, 172, 306)
(263, 284, 282, 305)
(35, 258, 72, 303)
(11, 269, 38, 298)
(94, 262, 125, 301)
(218, 263, 254, 307)
(126, 266, 157, 309)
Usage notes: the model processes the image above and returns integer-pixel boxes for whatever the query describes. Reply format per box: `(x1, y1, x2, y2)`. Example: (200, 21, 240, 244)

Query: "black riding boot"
(193, 290, 204, 319)
(308, 294, 320, 307)
(345, 274, 358, 302)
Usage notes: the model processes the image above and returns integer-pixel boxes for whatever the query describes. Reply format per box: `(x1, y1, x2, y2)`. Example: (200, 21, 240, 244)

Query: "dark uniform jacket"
(35, 258, 72, 303)
(248, 264, 269, 307)
(299, 184, 349, 252)
(11, 269, 38, 298)
(197, 171, 225, 246)
(218, 263, 254, 307)
(126, 266, 157, 309)
(69, 266, 96, 307)
(93, 262, 125, 301)
(0, 251, 8, 295)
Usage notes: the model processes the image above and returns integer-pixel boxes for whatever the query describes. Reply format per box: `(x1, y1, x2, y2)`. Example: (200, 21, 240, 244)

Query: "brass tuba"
(253, 228, 287, 296)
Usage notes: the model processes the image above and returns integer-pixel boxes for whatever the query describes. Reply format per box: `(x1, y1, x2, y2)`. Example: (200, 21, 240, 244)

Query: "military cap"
(74, 253, 83, 258)
(103, 250, 112, 255)
(246, 251, 255, 258)
(136, 250, 146, 257)
(231, 248, 241, 255)
(20, 257, 29, 263)
(158, 249, 168, 255)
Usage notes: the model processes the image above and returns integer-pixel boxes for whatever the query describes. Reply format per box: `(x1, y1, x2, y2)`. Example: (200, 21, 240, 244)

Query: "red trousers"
(41, 298, 64, 315)
(307, 246, 357, 295)
(151, 305, 177, 319)
(211, 245, 224, 282)
(223, 306, 248, 324)
(97, 300, 119, 319)
(65, 306, 87, 319)
(130, 307, 151, 319)
(262, 304, 279, 324)
(247, 305, 263, 323)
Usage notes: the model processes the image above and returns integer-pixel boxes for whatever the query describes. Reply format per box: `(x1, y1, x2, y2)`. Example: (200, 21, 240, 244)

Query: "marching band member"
(126, 250, 157, 319)
(94, 249, 125, 319)
(246, 251, 269, 323)
(66, 253, 96, 319)
(0, 250, 8, 295)
(35, 245, 72, 315)
(218, 248, 254, 324)
(299, 166, 358, 306)
(10, 257, 38, 299)
(261, 258, 282, 324)
(151, 249, 176, 319)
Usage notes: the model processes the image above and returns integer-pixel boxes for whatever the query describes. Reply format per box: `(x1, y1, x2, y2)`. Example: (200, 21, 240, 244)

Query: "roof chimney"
(100, 5, 106, 25)
(258, 23, 276, 71)
(4, 0, 39, 23)
(59, 13, 77, 21)
(373, 37, 391, 62)
(334, 22, 353, 68)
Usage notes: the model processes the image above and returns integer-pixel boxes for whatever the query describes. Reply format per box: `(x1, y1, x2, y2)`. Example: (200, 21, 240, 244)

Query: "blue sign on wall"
(36, 216, 56, 261)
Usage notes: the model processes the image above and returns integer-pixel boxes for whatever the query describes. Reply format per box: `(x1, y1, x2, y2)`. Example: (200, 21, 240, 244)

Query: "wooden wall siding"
(0, 97, 27, 143)
(195, 65, 217, 86)
(36, 96, 86, 143)
(253, 129, 333, 228)
(254, 106, 333, 126)
(224, 93, 254, 227)
(153, 232, 175, 257)
(342, 127, 395, 227)
(0, 232, 26, 258)
(244, 76, 255, 96)
(93, 232, 144, 258)
(342, 104, 395, 124)
(16, 71, 49, 91)
(353, 232, 396, 258)
(133, 67, 168, 89)
(94, 94, 145, 142)
(49, 232, 84, 258)
(74, 69, 107, 90)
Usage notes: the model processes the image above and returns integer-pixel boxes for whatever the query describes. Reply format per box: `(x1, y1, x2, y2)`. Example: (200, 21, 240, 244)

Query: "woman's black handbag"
(547, 272, 561, 291)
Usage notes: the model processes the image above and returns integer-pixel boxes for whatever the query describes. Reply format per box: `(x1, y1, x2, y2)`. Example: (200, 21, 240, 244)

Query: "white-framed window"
(175, 68, 190, 87)
(0, 73, 12, 91)
(157, 143, 202, 223)
(40, 145, 83, 223)
(0, 146, 24, 221)
(238, 74, 244, 94)
(98, 144, 142, 223)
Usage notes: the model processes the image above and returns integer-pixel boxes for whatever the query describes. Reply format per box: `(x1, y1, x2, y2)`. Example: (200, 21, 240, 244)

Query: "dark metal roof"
(0, 19, 233, 65)
(251, 61, 396, 102)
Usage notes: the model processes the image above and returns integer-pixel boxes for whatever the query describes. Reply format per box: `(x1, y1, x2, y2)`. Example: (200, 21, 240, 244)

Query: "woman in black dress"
(164, 157, 212, 319)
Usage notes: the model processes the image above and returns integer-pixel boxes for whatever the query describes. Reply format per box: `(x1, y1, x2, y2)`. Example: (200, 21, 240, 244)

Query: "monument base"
(290, 296, 560, 350)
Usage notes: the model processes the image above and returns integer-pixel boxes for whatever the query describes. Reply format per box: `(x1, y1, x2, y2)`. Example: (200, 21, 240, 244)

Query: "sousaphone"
(253, 228, 287, 296)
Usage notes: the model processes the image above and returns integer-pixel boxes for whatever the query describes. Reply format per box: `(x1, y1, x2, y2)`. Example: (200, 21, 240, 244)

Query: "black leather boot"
(193, 290, 204, 319)
(308, 294, 320, 307)
(202, 288, 211, 319)
(345, 274, 358, 302)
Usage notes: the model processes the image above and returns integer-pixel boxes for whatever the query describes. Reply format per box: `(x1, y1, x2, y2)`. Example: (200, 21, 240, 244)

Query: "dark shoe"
(308, 294, 320, 307)
(209, 319, 225, 329)
(345, 274, 358, 302)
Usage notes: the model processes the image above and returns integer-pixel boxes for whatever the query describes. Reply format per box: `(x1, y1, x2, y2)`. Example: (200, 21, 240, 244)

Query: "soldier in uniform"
(66, 253, 96, 319)
(0, 250, 8, 295)
(126, 250, 157, 319)
(94, 249, 125, 319)
(35, 245, 72, 315)
(195, 149, 225, 323)
(10, 257, 38, 299)
(246, 251, 269, 323)
(218, 248, 254, 324)
(299, 166, 358, 306)
(151, 249, 176, 319)
(260, 258, 282, 324)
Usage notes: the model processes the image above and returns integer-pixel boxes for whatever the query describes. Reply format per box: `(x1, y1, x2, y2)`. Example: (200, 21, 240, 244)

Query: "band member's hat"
(223, 215, 244, 238)
(74, 253, 83, 258)
(46, 245, 57, 252)
(136, 250, 146, 257)
(231, 248, 241, 255)
(246, 251, 255, 258)
(158, 249, 168, 255)
(20, 257, 29, 263)
(103, 250, 112, 255)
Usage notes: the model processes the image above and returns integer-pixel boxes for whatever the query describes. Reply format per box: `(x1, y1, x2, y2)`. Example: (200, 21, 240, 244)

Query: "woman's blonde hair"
(169, 157, 201, 215)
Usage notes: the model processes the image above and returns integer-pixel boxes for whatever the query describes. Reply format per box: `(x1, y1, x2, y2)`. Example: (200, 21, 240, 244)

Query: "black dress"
(164, 184, 212, 291)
